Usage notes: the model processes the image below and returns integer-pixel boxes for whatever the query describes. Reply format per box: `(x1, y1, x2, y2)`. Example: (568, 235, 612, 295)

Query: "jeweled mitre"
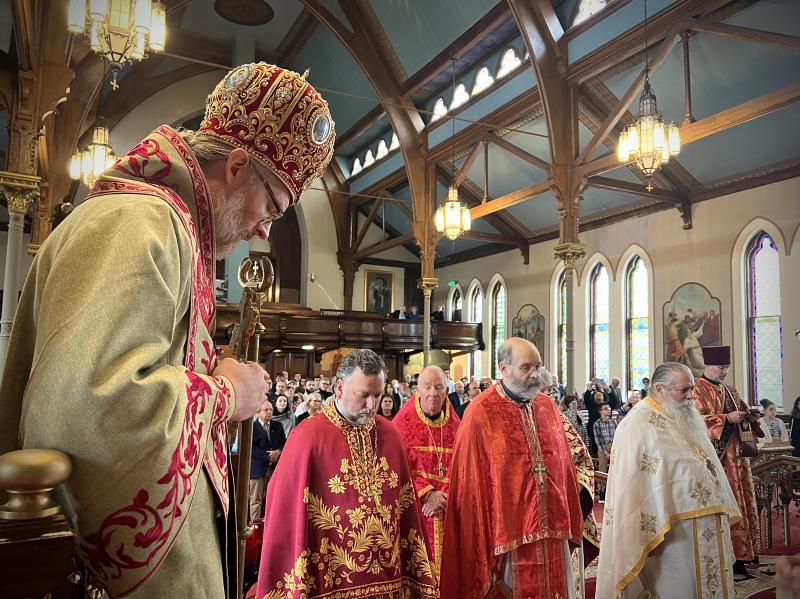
(198, 62, 335, 205)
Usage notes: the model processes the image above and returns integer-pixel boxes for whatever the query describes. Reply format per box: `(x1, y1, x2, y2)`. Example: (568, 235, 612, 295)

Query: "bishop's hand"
(213, 358, 267, 421)
(422, 490, 447, 517)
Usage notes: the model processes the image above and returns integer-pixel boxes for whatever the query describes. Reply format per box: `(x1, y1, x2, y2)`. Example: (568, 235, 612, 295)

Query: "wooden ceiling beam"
(587, 175, 685, 204)
(355, 234, 415, 260)
(454, 142, 484, 188)
(336, 105, 386, 152)
(353, 196, 383, 252)
(460, 230, 520, 245)
(379, 189, 414, 221)
(688, 18, 800, 51)
(688, 160, 800, 203)
(565, 0, 730, 83)
(399, 1, 511, 96)
(469, 178, 552, 219)
(579, 80, 800, 178)
(163, 28, 278, 70)
(277, 9, 318, 65)
(486, 132, 550, 171)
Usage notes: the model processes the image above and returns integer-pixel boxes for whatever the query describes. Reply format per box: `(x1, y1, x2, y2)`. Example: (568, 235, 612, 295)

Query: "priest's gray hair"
(178, 129, 268, 184)
(497, 341, 514, 368)
(335, 349, 386, 383)
(649, 362, 692, 395)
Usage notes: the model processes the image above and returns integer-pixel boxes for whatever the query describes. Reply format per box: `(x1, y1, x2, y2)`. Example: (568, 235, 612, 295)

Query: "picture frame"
(662, 282, 722, 376)
(364, 270, 394, 314)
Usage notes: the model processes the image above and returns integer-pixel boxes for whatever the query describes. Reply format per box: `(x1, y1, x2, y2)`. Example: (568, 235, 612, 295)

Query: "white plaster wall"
(110, 70, 226, 156)
(301, 186, 344, 310)
(433, 177, 800, 407)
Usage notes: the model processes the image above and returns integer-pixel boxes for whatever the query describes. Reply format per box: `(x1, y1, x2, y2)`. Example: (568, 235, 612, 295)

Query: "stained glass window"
(471, 286, 483, 379)
(747, 232, 784, 406)
(492, 283, 507, 379)
(558, 272, 568, 388)
(626, 257, 650, 394)
(573, 0, 611, 26)
(450, 288, 463, 319)
(590, 264, 610, 382)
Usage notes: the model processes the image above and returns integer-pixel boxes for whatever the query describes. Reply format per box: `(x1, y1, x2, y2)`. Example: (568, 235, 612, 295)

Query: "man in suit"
(607, 376, 623, 410)
(456, 381, 480, 419)
(250, 400, 287, 520)
(448, 381, 465, 411)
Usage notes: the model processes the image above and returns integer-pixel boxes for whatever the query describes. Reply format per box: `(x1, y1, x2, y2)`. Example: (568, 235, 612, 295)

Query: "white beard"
(663, 398, 716, 456)
(210, 184, 248, 257)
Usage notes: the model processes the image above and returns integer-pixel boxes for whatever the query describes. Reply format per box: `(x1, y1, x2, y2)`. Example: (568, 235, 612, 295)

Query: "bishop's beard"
(210, 183, 249, 258)
(663, 398, 715, 455)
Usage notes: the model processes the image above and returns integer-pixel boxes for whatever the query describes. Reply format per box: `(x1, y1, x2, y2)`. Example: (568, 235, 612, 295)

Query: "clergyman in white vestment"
(596, 362, 741, 599)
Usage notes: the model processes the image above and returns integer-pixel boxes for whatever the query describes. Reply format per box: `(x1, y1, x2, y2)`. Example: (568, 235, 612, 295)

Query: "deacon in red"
(393, 365, 460, 580)
(256, 349, 437, 598)
(440, 338, 594, 599)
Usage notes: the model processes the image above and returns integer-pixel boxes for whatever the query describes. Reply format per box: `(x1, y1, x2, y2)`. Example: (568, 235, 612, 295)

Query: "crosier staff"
(230, 256, 273, 598)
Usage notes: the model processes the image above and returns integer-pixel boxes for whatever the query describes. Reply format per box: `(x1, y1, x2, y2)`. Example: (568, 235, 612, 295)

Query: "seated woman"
(759, 398, 790, 446)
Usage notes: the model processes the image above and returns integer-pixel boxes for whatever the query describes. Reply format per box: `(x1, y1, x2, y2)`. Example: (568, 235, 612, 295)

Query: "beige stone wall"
(433, 177, 800, 408)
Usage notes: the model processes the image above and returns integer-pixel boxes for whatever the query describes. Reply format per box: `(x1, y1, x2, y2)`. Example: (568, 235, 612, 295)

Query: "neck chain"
(426, 418, 447, 478)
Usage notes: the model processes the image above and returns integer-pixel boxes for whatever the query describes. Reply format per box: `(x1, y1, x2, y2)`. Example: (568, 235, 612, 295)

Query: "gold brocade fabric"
(256, 402, 437, 598)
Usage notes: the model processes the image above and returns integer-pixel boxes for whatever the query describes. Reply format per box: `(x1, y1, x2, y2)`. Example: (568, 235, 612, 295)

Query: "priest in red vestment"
(440, 338, 593, 599)
(692, 345, 761, 578)
(256, 349, 437, 598)
(393, 365, 460, 581)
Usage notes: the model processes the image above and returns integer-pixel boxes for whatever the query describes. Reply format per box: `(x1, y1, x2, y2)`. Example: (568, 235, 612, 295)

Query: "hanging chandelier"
(435, 184, 472, 241)
(70, 123, 116, 188)
(435, 58, 471, 241)
(616, 0, 679, 190)
(68, 0, 167, 90)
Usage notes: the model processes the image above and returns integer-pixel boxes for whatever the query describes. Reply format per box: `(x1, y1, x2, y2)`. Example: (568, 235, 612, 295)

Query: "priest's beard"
(663, 398, 715, 454)
(504, 371, 541, 400)
(210, 183, 249, 258)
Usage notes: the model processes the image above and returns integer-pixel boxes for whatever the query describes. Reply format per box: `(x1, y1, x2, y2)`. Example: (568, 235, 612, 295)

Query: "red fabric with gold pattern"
(392, 396, 460, 577)
(198, 62, 335, 205)
(440, 385, 585, 599)
(256, 401, 437, 598)
(693, 377, 760, 560)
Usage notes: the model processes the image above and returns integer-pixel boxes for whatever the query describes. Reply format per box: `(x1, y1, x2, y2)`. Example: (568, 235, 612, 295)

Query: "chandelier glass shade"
(617, 78, 680, 186)
(435, 185, 471, 241)
(68, 0, 166, 88)
(70, 124, 116, 188)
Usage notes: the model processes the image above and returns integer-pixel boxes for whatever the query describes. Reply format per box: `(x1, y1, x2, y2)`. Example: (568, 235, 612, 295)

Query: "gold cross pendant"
(533, 461, 548, 494)
(437, 461, 446, 477)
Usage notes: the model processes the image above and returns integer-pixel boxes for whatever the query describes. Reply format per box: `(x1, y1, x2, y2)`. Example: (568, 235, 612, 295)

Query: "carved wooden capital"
(553, 242, 586, 270)
(0, 170, 41, 214)
(417, 277, 438, 295)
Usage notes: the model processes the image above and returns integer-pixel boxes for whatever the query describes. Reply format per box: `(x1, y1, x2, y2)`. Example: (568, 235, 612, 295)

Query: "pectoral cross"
(533, 461, 547, 495)
(436, 461, 446, 477)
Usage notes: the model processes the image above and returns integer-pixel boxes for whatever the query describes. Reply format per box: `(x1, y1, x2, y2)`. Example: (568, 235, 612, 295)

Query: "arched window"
(589, 264, 610, 382)
(472, 66, 494, 95)
(363, 149, 375, 168)
(389, 132, 399, 150)
(351, 157, 362, 176)
(470, 285, 483, 379)
(746, 232, 784, 404)
(450, 287, 463, 320)
(626, 257, 650, 394)
(376, 139, 389, 160)
(491, 282, 507, 379)
(558, 271, 568, 387)
(573, 0, 611, 26)
(431, 98, 448, 122)
(497, 48, 521, 78)
(450, 83, 469, 110)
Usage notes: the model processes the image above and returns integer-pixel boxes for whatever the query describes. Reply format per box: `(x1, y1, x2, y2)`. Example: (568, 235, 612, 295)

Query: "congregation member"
(455, 381, 480, 418)
(256, 349, 437, 597)
(295, 392, 323, 425)
(584, 383, 608, 455)
(593, 403, 617, 478)
(441, 338, 592, 598)
(379, 393, 398, 420)
(272, 394, 297, 438)
(596, 362, 740, 598)
(759, 399, 790, 445)
(0, 61, 338, 595)
(791, 397, 800, 457)
(447, 380, 465, 410)
(249, 401, 286, 520)
(561, 394, 589, 447)
(693, 346, 761, 578)
(394, 365, 461, 578)
(607, 377, 623, 410)
(640, 377, 650, 400)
